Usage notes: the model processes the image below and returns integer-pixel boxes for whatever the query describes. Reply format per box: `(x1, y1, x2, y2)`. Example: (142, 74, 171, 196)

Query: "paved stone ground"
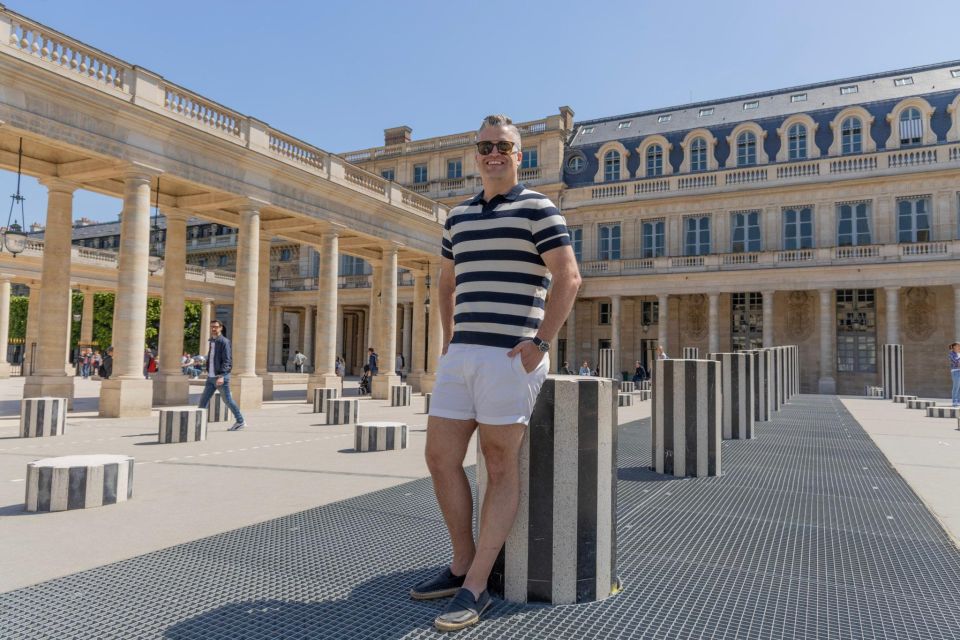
(1, 391, 958, 639)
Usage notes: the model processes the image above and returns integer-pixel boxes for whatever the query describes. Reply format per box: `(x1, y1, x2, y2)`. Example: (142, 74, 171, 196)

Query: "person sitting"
(578, 360, 592, 376)
(632, 360, 648, 383)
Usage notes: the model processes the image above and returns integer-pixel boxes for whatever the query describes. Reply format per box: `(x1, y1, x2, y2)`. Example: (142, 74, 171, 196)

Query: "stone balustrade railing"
(0, 8, 447, 225)
(577, 240, 960, 277)
(272, 272, 416, 292)
(565, 142, 960, 208)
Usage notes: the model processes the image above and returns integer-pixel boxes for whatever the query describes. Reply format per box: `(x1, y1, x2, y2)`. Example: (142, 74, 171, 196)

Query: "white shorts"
(429, 343, 549, 426)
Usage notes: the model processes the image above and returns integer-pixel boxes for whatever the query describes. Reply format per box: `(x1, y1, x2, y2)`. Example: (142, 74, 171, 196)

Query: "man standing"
(197, 320, 246, 431)
(367, 347, 379, 376)
(293, 350, 307, 373)
(411, 114, 581, 632)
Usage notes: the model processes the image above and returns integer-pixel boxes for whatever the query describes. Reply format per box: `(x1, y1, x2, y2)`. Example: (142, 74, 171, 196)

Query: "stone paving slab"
(1, 395, 958, 639)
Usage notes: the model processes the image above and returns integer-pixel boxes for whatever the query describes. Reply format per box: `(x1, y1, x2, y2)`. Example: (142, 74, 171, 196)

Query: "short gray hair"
(477, 114, 521, 152)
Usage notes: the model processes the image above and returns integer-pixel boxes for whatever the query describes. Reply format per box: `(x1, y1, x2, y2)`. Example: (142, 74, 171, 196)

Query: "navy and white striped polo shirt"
(441, 183, 571, 349)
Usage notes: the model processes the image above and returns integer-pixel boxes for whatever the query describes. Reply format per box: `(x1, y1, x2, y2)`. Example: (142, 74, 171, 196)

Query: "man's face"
(210, 322, 221, 337)
(476, 125, 521, 183)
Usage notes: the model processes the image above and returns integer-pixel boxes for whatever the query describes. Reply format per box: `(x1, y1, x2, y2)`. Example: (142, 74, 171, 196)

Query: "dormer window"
(698, 108, 714, 117)
(743, 101, 759, 110)
(951, 69, 960, 78)
(790, 93, 807, 103)
(893, 76, 914, 87)
(840, 85, 858, 95)
(581, 126, 595, 135)
(618, 120, 632, 129)
(657, 115, 671, 123)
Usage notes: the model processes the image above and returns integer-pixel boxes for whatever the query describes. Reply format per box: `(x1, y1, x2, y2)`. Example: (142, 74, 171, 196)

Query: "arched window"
(603, 150, 621, 182)
(736, 132, 756, 167)
(645, 144, 663, 177)
(787, 123, 807, 160)
(280, 248, 292, 262)
(690, 137, 707, 172)
(566, 155, 584, 172)
(841, 117, 862, 155)
(898, 107, 922, 146)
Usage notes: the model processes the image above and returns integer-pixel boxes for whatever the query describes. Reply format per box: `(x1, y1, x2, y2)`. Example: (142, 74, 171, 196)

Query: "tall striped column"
(767, 347, 783, 411)
(745, 349, 772, 421)
(481, 377, 618, 604)
(882, 344, 904, 400)
(598, 348, 616, 379)
(709, 353, 754, 439)
(682, 347, 699, 359)
(652, 360, 721, 477)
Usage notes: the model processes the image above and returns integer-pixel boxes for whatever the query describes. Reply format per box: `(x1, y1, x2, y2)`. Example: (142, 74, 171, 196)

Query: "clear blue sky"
(5, 0, 960, 223)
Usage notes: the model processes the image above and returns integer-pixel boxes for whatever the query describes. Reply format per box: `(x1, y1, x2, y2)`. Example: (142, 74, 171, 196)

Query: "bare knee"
(425, 445, 462, 476)
(481, 448, 519, 485)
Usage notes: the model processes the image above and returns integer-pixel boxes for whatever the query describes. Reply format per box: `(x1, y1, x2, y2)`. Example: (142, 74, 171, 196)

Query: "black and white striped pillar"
(709, 353, 754, 440)
(618, 393, 633, 407)
(206, 391, 229, 423)
(682, 347, 699, 359)
(621, 381, 635, 393)
(882, 344, 904, 400)
(652, 359, 721, 477)
(765, 348, 783, 411)
(598, 348, 616, 379)
(907, 399, 935, 410)
(158, 408, 207, 443)
(866, 385, 884, 397)
(927, 406, 960, 418)
(744, 350, 772, 421)
(313, 387, 340, 413)
(893, 394, 917, 404)
(636, 389, 651, 401)
(20, 397, 67, 438)
(325, 398, 359, 425)
(25, 454, 134, 512)
(354, 422, 407, 452)
(423, 393, 431, 414)
(790, 345, 800, 397)
(390, 384, 412, 407)
(638, 380, 651, 391)
(482, 377, 618, 604)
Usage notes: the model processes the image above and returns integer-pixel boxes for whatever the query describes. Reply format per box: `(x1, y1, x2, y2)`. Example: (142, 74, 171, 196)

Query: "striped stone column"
(354, 422, 407, 452)
(390, 384, 411, 407)
(906, 399, 934, 410)
(25, 454, 134, 512)
(882, 344, 904, 400)
(766, 347, 783, 411)
(710, 353, 754, 439)
(206, 392, 229, 422)
(326, 398, 359, 425)
(482, 377, 618, 604)
(866, 385, 884, 397)
(652, 359, 721, 477)
(313, 387, 340, 413)
(927, 406, 960, 418)
(621, 381, 635, 393)
(598, 348, 616, 379)
(682, 347, 699, 359)
(158, 408, 207, 443)
(893, 394, 917, 403)
(423, 392, 431, 414)
(746, 349, 773, 421)
(618, 393, 633, 407)
(20, 397, 67, 437)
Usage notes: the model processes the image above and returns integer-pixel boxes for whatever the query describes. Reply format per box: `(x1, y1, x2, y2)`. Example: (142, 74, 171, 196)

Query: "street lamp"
(3, 138, 29, 257)
(147, 176, 164, 275)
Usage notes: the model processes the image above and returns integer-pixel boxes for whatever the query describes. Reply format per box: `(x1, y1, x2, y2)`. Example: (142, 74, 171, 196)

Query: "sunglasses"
(475, 140, 517, 155)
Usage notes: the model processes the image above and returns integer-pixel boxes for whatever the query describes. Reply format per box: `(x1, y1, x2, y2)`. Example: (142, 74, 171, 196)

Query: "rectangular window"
(520, 148, 538, 169)
(684, 215, 711, 256)
(783, 206, 814, 249)
(731, 292, 763, 351)
(730, 210, 761, 253)
(641, 219, 665, 258)
(446, 159, 462, 179)
(581, 126, 595, 135)
(599, 302, 611, 325)
(836, 289, 876, 373)
(698, 107, 714, 117)
(952, 69, 960, 78)
(743, 100, 759, 110)
(380, 168, 395, 181)
(641, 300, 659, 327)
(598, 224, 621, 260)
(897, 196, 932, 243)
(893, 76, 914, 86)
(569, 226, 583, 262)
(790, 93, 807, 103)
(618, 120, 633, 129)
(837, 201, 872, 247)
(840, 85, 858, 95)
(413, 164, 428, 184)
(657, 115, 671, 123)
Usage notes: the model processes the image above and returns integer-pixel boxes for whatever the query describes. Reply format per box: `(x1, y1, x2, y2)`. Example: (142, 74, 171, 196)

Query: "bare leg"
(463, 422, 526, 597)
(425, 415, 478, 575)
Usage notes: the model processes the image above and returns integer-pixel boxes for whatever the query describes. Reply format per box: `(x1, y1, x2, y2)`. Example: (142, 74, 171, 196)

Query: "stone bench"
(634, 389, 651, 401)
(865, 386, 884, 398)
(423, 392, 432, 414)
(893, 394, 917, 404)
(927, 406, 960, 418)
(206, 391, 230, 423)
(313, 387, 340, 413)
(620, 381, 635, 393)
(158, 407, 207, 444)
(25, 454, 134, 512)
(906, 399, 936, 410)
(326, 398, 359, 425)
(652, 359, 721, 477)
(354, 422, 407, 452)
(390, 384, 412, 407)
(618, 393, 633, 407)
(20, 397, 67, 438)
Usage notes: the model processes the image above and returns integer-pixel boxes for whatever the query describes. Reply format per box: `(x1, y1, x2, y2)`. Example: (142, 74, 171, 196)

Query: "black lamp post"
(148, 176, 163, 275)
(3, 138, 29, 256)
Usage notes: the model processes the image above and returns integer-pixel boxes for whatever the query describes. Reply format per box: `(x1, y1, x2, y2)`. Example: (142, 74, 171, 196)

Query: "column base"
(24, 375, 76, 408)
(231, 375, 263, 413)
(372, 374, 401, 399)
(818, 376, 836, 394)
(0, 362, 12, 379)
(306, 374, 343, 402)
(406, 372, 425, 393)
(419, 373, 437, 394)
(152, 373, 190, 406)
(261, 374, 275, 401)
(99, 378, 154, 417)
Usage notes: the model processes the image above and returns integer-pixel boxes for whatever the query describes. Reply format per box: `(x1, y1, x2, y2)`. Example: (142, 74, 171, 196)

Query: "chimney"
(384, 126, 412, 146)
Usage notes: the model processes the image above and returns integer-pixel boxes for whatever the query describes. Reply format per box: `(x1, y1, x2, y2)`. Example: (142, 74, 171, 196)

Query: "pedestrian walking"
(368, 347, 379, 376)
(949, 342, 960, 407)
(293, 350, 307, 373)
(197, 320, 246, 431)
(656, 345, 669, 360)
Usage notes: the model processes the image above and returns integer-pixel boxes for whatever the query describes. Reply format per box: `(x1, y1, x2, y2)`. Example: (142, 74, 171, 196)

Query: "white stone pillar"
(818, 288, 836, 394)
(99, 169, 155, 417)
(308, 232, 342, 398)
(229, 204, 263, 410)
(373, 246, 400, 399)
(256, 236, 274, 400)
(421, 260, 443, 394)
(708, 292, 720, 355)
(335, 304, 344, 362)
(885, 286, 900, 345)
(303, 305, 314, 363)
(80, 290, 94, 347)
(610, 295, 621, 374)
(368, 265, 382, 354)
(762, 290, 775, 348)
(154, 210, 189, 405)
(0, 276, 10, 378)
(25, 179, 76, 404)
(658, 294, 669, 355)
(565, 303, 577, 371)
(402, 303, 413, 374)
(408, 274, 427, 391)
(199, 298, 213, 351)
(23, 285, 40, 377)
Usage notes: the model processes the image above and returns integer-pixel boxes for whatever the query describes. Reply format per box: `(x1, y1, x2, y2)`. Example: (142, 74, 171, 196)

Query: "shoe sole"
(434, 600, 491, 632)
(409, 586, 460, 601)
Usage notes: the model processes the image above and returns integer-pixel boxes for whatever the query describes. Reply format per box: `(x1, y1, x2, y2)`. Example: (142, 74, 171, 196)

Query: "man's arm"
(535, 245, 581, 344)
(222, 338, 232, 375)
(438, 256, 456, 354)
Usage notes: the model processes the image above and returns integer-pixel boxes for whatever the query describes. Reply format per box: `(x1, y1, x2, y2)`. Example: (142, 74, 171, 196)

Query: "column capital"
(321, 230, 339, 240)
(884, 286, 902, 293)
(37, 177, 79, 194)
(161, 208, 190, 222)
(122, 162, 162, 182)
(0, 274, 11, 283)
(238, 198, 269, 215)
(708, 291, 719, 300)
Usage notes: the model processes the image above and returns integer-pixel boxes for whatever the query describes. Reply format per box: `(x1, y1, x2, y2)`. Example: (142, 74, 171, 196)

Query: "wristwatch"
(531, 336, 551, 353)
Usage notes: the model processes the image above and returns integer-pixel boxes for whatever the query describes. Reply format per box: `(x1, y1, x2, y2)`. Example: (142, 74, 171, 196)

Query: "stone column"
(657, 294, 669, 355)
(762, 290, 775, 348)
(368, 265, 382, 354)
(421, 260, 444, 394)
(153, 210, 189, 405)
(100, 169, 156, 417)
(402, 303, 413, 374)
(408, 274, 427, 391)
(885, 286, 900, 345)
(0, 276, 10, 378)
(303, 305, 315, 364)
(610, 295, 621, 375)
(256, 236, 274, 400)
(80, 290, 94, 347)
(199, 298, 213, 351)
(25, 179, 77, 404)
(229, 204, 263, 411)
(708, 292, 719, 355)
(270, 306, 284, 369)
(308, 232, 342, 398)
(818, 288, 836, 394)
(335, 305, 344, 363)
(23, 285, 40, 377)
(373, 247, 401, 399)
(566, 303, 577, 371)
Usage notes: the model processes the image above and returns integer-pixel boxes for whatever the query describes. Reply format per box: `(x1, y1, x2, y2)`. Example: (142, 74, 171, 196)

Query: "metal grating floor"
(1, 395, 959, 639)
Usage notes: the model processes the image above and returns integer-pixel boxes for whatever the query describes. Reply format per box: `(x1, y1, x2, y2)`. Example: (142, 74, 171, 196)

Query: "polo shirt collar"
(470, 183, 524, 206)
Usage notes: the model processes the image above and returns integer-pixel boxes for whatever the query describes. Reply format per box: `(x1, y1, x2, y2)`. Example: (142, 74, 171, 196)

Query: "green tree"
(8, 295, 27, 340)
(92, 292, 115, 351)
(183, 300, 201, 355)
